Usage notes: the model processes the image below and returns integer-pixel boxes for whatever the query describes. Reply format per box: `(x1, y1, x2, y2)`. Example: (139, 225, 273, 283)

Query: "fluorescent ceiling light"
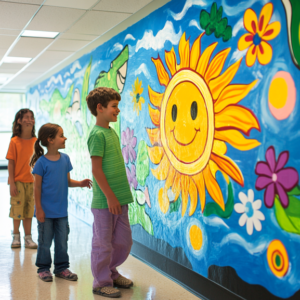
(22, 30, 59, 39)
(0, 73, 14, 84)
(3, 57, 32, 64)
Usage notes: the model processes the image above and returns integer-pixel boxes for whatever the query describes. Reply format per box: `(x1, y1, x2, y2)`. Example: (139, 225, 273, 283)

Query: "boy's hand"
(36, 208, 45, 223)
(107, 196, 122, 215)
(10, 183, 18, 197)
(80, 179, 93, 189)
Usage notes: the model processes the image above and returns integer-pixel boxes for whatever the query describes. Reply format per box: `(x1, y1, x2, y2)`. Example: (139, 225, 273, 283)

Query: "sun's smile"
(147, 32, 261, 217)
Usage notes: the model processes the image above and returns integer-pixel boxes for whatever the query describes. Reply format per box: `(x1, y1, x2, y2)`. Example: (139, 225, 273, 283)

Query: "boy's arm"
(91, 156, 122, 215)
(67, 173, 92, 188)
(8, 159, 18, 196)
(34, 174, 45, 223)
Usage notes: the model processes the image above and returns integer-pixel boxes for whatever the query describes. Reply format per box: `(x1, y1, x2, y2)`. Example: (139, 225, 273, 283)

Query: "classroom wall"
(27, 0, 300, 299)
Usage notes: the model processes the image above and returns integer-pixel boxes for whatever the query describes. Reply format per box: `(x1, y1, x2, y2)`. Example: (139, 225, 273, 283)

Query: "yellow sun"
(147, 32, 261, 217)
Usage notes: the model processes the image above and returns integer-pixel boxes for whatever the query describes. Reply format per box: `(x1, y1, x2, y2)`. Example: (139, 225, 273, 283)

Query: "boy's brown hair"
(86, 87, 121, 116)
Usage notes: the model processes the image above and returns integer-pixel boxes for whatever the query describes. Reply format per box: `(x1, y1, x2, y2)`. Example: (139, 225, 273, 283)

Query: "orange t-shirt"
(6, 136, 37, 183)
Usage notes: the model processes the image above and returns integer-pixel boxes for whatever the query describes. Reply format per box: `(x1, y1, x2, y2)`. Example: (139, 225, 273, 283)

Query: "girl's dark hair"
(30, 123, 61, 167)
(12, 109, 36, 138)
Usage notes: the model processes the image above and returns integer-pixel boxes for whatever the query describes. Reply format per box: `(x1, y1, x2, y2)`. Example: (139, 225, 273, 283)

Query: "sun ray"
(209, 58, 242, 100)
(165, 165, 176, 191)
(176, 32, 190, 71)
(172, 172, 181, 202)
(188, 179, 198, 216)
(146, 128, 161, 146)
(181, 175, 190, 216)
(190, 32, 204, 70)
(151, 154, 170, 180)
(196, 42, 218, 77)
(205, 48, 231, 83)
(148, 104, 160, 127)
(152, 55, 170, 87)
(147, 145, 164, 164)
(148, 86, 163, 109)
(215, 129, 261, 151)
(209, 160, 230, 184)
(214, 80, 258, 113)
(212, 139, 227, 156)
(203, 165, 225, 210)
(192, 173, 206, 212)
(165, 47, 177, 76)
(215, 104, 260, 136)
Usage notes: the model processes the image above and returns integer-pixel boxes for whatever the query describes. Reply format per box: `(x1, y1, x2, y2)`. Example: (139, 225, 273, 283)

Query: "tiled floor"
(0, 170, 201, 300)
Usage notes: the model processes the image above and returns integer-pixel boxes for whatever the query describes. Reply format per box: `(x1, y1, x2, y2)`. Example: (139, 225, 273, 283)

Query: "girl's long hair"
(12, 109, 36, 138)
(30, 123, 61, 167)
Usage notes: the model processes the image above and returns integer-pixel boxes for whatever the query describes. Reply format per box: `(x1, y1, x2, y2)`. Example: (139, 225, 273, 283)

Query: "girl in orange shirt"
(6, 109, 38, 249)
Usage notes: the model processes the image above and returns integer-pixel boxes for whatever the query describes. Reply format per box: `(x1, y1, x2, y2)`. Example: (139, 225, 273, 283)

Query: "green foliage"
(136, 140, 150, 186)
(203, 182, 234, 218)
(200, 2, 232, 42)
(274, 186, 300, 235)
(169, 196, 182, 214)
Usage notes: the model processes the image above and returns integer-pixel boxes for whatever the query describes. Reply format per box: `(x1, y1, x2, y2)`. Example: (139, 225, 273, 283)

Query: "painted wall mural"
(27, 0, 300, 299)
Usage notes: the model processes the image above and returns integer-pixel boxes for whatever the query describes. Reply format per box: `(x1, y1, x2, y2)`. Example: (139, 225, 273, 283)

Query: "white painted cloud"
(222, 0, 267, 17)
(60, 78, 73, 95)
(229, 48, 247, 64)
(124, 34, 136, 42)
(63, 71, 70, 79)
(203, 216, 229, 229)
(136, 21, 182, 52)
(168, 0, 208, 21)
(134, 63, 151, 80)
(109, 43, 123, 55)
(232, 17, 244, 37)
(70, 61, 82, 74)
(45, 74, 63, 89)
(189, 19, 201, 30)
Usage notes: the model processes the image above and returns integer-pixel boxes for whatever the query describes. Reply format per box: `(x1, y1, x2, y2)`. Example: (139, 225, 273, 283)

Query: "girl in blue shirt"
(30, 123, 92, 282)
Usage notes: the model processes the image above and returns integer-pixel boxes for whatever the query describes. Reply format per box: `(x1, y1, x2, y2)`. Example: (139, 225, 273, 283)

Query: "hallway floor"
(0, 170, 201, 300)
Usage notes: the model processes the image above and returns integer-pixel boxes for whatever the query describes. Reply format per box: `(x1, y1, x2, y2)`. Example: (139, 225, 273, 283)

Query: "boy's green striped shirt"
(87, 125, 133, 209)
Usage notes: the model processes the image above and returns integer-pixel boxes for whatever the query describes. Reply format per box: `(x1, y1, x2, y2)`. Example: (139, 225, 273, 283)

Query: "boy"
(86, 87, 134, 298)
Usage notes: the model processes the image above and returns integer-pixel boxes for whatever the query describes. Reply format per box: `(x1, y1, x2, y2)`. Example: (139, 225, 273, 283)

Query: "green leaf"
(206, 23, 216, 36)
(200, 10, 210, 29)
(169, 196, 182, 213)
(222, 26, 232, 42)
(136, 140, 150, 186)
(203, 182, 234, 218)
(216, 6, 223, 22)
(274, 195, 300, 234)
(210, 2, 217, 21)
(216, 18, 227, 36)
(287, 185, 300, 196)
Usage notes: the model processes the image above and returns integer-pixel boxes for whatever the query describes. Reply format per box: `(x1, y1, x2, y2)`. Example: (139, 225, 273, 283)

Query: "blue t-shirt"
(32, 152, 73, 218)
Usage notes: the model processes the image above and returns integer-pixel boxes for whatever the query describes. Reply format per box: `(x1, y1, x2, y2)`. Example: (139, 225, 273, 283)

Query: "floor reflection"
(0, 170, 200, 300)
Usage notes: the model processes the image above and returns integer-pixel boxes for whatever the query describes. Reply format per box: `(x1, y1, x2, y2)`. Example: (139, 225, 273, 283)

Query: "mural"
(27, 0, 300, 299)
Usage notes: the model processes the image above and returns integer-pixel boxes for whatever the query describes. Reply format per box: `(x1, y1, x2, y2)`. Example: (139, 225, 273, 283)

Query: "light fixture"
(0, 73, 14, 84)
(21, 30, 59, 39)
(3, 57, 32, 64)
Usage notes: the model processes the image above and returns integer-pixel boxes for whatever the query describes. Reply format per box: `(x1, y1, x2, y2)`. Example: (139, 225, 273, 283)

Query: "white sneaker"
(24, 235, 38, 249)
(11, 233, 21, 248)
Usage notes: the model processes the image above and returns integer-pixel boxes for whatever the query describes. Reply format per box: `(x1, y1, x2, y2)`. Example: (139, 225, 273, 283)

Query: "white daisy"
(234, 189, 265, 235)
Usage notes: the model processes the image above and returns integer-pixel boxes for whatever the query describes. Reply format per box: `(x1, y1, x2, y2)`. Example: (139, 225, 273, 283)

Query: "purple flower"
(126, 165, 138, 189)
(255, 146, 298, 208)
(121, 127, 137, 164)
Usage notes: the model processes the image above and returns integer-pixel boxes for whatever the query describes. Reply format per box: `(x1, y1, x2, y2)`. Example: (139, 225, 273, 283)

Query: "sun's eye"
(172, 104, 177, 122)
(191, 101, 197, 120)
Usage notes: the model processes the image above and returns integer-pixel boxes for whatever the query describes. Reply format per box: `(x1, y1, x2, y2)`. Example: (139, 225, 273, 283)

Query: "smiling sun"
(147, 32, 261, 217)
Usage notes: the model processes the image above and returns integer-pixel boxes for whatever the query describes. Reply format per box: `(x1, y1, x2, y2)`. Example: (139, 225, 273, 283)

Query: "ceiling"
(0, 0, 158, 92)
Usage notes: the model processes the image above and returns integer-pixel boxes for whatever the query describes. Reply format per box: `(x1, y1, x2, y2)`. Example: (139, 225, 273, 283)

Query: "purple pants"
(91, 205, 132, 288)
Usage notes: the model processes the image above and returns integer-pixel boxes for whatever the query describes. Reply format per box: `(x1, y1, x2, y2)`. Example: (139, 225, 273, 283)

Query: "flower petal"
(276, 183, 289, 208)
(255, 176, 272, 190)
(262, 21, 281, 41)
(248, 189, 254, 202)
(257, 41, 272, 65)
(264, 182, 275, 208)
(255, 161, 272, 177)
(238, 191, 248, 205)
(238, 33, 254, 51)
(244, 8, 258, 35)
(246, 218, 254, 235)
(234, 203, 245, 214)
(265, 146, 276, 172)
(258, 2, 273, 35)
(253, 199, 262, 210)
(239, 213, 247, 226)
(276, 167, 299, 191)
(246, 44, 257, 67)
(254, 209, 265, 221)
(275, 151, 289, 172)
(253, 218, 262, 232)
(122, 147, 129, 164)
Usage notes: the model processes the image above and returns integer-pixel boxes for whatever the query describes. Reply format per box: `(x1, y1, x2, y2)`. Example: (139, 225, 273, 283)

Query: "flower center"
(136, 93, 140, 102)
(245, 202, 254, 218)
(253, 33, 261, 46)
(272, 173, 277, 182)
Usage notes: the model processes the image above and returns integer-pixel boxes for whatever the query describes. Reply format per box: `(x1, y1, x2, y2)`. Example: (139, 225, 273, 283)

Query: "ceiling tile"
(0, 35, 16, 49)
(44, 0, 98, 10)
(47, 39, 90, 52)
(9, 37, 53, 58)
(0, 2, 39, 30)
(0, 63, 25, 73)
(59, 32, 98, 41)
(93, 0, 152, 13)
(0, 29, 21, 36)
(1, 0, 44, 4)
(68, 11, 131, 35)
(26, 6, 86, 32)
